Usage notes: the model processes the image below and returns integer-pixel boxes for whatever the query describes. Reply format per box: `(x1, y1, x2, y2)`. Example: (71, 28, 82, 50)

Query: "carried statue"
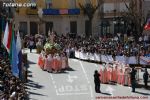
(44, 31, 61, 55)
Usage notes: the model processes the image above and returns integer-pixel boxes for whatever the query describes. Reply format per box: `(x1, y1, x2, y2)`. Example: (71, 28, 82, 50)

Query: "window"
(119, 2, 129, 12)
(19, 22, 27, 38)
(45, 0, 52, 9)
(45, 22, 53, 36)
(103, 3, 114, 13)
(30, 22, 38, 35)
(69, 0, 76, 8)
(70, 21, 77, 34)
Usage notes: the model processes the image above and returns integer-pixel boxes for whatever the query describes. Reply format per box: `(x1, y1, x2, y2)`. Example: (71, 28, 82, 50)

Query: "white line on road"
(50, 74, 58, 95)
(79, 61, 90, 84)
(79, 61, 94, 100)
(89, 85, 93, 98)
(56, 92, 89, 96)
(50, 74, 54, 81)
(56, 89, 59, 95)
(94, 64, 98, 67)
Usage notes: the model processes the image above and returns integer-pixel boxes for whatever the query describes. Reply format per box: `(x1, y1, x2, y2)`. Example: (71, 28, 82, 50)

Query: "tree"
(122, 0, 145, 39)
(79, 1, 102, 37)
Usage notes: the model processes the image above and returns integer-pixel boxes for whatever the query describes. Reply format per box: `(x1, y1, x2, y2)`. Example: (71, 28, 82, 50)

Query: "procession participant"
(94, 70, 101, 93)
(28, 38, 34, 53)
(124, 68, 129, 86)
(38, 49, 45, 70)
(103, 67, 108, 84)
(130, 67, 137, 92)
(143, 68, 149, 88)
(99, 65, 103, 83)
(118, 68, 124, 85)
(111, 65, 118, 83)
(52, 53, 60, 73)
(65, 52, 69, 69)
(43, 55, 48, 71)
(47, 54, 53, 72)
(56, 53, 62, 72)
(107, 65, 112, 83)
(61, 53, 67, 70)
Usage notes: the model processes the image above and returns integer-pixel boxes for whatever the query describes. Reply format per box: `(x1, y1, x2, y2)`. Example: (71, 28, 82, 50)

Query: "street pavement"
(25, 49, 150, 100)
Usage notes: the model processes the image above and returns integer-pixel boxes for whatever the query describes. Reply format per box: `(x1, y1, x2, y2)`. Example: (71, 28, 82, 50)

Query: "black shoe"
(98, 90, 101, 93)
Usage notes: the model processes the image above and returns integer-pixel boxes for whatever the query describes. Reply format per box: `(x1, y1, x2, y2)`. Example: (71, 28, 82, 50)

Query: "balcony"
(26, 8, 38, 15)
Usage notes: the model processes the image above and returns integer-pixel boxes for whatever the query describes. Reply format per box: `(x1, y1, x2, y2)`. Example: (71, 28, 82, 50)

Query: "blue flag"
(16, 31, 22, 79)
(11, 27, 19, 77)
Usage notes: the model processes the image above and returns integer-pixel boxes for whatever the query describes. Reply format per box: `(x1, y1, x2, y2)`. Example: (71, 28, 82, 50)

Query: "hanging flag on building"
(59, 9, 68, 15)
(144, 18, 150, 30)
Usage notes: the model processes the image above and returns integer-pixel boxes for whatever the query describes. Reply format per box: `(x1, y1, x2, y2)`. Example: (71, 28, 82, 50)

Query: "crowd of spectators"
(23, 33, 150, 58)
(0, 46, 26, 100)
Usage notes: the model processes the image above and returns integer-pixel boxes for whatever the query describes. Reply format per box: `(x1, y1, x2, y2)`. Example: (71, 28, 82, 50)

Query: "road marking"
(56, 89, 59, 95)
(89, 85, 93, 98)
(79, 61, 94, 100)
(56, 92, 89, 96)
(57, 85, 88, 93)
(50, 74, 58, 95)
(106, 86, 115, 96)
(50, 74, 54, 81)
(79, 61, 90, 84)
(66, 75, 78, 83)
(94, 64, 98, 67)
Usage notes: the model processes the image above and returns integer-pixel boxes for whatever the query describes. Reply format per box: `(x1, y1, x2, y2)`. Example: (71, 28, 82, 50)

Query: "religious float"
(37, 32, 69, 73)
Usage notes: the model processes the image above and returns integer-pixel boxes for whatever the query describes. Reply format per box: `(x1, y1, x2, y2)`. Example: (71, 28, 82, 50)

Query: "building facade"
(143, 0, 150, 19)
(15, 0, 99, 37)
(15, 0, 143, 37)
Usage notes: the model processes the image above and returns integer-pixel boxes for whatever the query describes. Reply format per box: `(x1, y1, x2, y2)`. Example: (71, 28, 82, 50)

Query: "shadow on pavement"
(28, 91, 47, 96)
(26, 79, 44, 89)
(100, 92, 111, 95)
(26, 91, 47, 100)
(134, 91, 150, 95)
(28, 70, 32, 73)
(136, 84, 150, 90)
(66, 67, 76, 71)
(28, 60, 37, 64)
(26, 79, 46, 99)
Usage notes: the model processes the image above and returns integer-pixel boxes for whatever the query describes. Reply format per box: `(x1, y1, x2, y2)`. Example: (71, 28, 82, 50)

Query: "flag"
(2, 22, 12, 53)
(10, 25, 19, 77)
(16, 31, 21, 55)
(1, 17, 5, 43)
(16, 31, 22, 79)
(59, 9, 68, 14)
(144, 18, 150, 30)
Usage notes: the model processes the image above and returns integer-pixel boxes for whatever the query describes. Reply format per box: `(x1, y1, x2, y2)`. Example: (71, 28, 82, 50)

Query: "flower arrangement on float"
(44, 42, 61, 54)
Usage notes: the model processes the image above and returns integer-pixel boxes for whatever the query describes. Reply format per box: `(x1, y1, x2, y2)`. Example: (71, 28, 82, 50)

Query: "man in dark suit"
(130, 67, 137, 92)
(94, 70, 101, 93)
(143, 68, 149, 88)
